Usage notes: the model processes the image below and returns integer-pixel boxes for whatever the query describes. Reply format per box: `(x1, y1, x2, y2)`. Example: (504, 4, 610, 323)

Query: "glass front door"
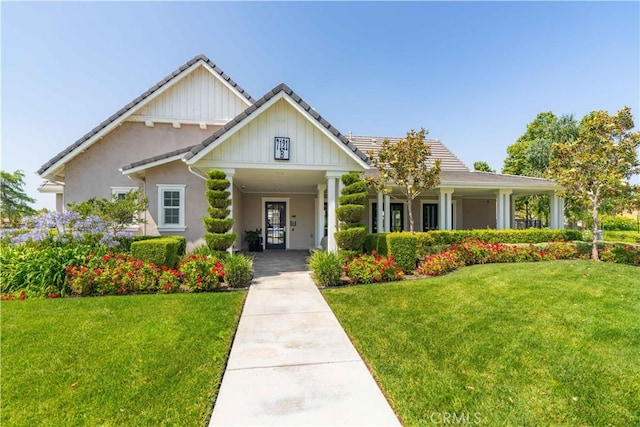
(265, 202, 286, 249)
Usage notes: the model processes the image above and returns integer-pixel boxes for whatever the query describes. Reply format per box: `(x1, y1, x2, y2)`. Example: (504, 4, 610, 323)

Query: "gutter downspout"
(188, 166, 208, 180)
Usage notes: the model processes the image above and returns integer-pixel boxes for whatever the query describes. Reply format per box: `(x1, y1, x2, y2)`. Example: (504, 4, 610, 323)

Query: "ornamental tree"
(366, 128, 441, 232)
(550, 106, 640, 260)
(67, 190, 148, 236)
(0, 170, 36, 227)
(335, 172, 367, 253)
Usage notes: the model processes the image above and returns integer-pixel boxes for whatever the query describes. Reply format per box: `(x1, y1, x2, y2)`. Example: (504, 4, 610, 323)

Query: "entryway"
(251, 250, 309, 278)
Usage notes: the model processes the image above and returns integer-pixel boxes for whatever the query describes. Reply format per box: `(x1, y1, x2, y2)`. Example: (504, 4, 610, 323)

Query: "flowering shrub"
(178, 254, 224, 292)
(599, 244, 640, 266)
(418, 238, 560, 276)
(158, 267, 183, 293)
(10, 211, 132, 248)
(545, 240, 579, 260)
(343, 250, 403, 285)
(66, 253, 160, 296)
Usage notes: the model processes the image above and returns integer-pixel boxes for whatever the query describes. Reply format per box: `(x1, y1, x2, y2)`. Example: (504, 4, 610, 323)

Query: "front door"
(265, 202, 286, 249)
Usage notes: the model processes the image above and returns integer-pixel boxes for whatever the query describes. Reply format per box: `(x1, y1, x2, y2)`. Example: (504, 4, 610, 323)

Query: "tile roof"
(184, 83, 371, 164)
(38, 54, 255, 177)
(349, 135, 470, 172)
(120, 146, 194, 172)
(440, 170, 556, 186)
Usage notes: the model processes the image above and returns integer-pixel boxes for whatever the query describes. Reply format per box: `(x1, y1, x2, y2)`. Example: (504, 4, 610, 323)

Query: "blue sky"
(2, 1, 639, 210)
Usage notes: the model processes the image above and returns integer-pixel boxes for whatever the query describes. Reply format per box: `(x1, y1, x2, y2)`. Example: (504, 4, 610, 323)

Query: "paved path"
(209, 250, 400, 426)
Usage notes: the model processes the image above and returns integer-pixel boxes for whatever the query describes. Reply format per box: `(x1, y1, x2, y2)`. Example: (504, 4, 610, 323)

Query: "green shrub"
(0, 244, 108, 296)
(207, 179, 231, 191)
(205, 233, 237, 252)
(189, 244, 214, 256)
(603, 231, 640, 244)
(207, 169, 226, 180)
(336, 205, 364, 225)
(208, 207, 230, 218)
(599, 244, 640, 265)
(223, 254, 254, 287)
(599, 216, 638, 231)
(386, 232, 418, 272)
(131, 237, 181, 268)
(338, 193, 367, 206)
(334, 227, 366, 252)
(364, 233, 388, 255)
(204, 218, 235, 234)
(179, 254, 224, 291)
(308, 251, 343, 287)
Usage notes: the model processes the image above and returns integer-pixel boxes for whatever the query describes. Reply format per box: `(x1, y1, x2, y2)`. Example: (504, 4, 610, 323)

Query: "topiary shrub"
(335, 172, 367, 253)
(204, 169, 237, 252)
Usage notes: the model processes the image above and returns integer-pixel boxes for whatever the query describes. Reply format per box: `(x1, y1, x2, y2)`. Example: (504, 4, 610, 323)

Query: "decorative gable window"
(157, 184, 186, 230)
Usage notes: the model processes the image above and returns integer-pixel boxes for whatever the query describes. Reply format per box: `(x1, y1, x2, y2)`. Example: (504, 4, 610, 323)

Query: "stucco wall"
(462, 199, 496, 229)
(144, 160, 208, 248)
(64, 122, 218, 204)
(240, 193, 316, 250)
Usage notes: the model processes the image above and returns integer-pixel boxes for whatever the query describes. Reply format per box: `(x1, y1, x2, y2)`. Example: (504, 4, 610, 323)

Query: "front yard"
(324, 260, 640, 426)
(1, 292, 245, 426)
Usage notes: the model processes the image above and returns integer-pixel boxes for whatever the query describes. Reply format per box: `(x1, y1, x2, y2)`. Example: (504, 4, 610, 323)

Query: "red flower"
(19, 290, 26, 301)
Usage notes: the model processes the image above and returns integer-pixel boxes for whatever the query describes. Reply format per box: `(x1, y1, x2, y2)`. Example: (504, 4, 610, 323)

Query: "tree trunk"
(591, 198, 600, 261)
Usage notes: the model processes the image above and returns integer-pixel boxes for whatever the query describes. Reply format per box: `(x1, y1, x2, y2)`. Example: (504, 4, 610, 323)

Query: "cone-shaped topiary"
(204, 169, 236, 252)
(335, 172, 367, 252)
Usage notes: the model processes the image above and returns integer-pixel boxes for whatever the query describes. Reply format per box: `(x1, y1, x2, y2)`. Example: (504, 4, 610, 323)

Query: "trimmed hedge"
(386, 232, 418, 272)
(335, 172, 367, 252)
(334, 227, 367, 252)
(131, 236, 185, 268)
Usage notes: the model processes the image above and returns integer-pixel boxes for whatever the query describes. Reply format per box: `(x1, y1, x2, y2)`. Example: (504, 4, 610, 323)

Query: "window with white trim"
(157, 185, 186, 230)
(111, 186, 139, 200)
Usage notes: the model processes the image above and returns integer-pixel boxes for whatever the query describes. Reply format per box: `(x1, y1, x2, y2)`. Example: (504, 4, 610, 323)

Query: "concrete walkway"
(209, 250, 400, 426)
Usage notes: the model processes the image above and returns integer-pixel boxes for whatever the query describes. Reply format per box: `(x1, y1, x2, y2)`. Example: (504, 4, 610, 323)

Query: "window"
(111, 186, 138, 200)
(157, 185, 186, 230)
(371, 202, 404, 232)
(423, 203, 438, 231)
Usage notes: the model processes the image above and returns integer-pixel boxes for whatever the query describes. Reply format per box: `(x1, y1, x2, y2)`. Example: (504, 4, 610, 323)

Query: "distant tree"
(0, 170, 36, 227)
(67, 190, 148, 235)
(550, 107, 640, 260)
(366, 128, 441, 232)
(502, 112, 579, 224)
(473, 161, 495, 173)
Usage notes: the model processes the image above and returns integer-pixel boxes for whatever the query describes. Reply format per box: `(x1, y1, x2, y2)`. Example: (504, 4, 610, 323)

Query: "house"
(38, 54, 565, 252)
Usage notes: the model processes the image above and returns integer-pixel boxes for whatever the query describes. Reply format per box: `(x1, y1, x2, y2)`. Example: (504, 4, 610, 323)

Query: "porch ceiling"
(234, 168, 326, 194)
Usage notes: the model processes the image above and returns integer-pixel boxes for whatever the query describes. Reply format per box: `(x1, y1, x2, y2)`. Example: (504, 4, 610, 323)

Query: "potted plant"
(244, 228, 263, 252)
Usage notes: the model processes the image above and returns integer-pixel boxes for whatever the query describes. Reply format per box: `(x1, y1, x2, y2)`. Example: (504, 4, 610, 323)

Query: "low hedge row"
(365, 229, 584, 272)
(130, 236, 186, 268)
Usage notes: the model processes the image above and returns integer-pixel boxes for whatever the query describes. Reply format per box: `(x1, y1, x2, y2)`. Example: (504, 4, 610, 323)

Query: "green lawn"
(323, 260, 640, 426)
(1, 292, 245, 426)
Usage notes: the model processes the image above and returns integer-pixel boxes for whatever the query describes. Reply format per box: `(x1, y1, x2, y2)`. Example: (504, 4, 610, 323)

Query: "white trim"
(127, 116, 230, 127)
(39, 60, 251, 179)
(121, 154, 185, 175)
(157, 184, 186, 230)
(261, 197, 290, 250)
(111, 186, 138, 197)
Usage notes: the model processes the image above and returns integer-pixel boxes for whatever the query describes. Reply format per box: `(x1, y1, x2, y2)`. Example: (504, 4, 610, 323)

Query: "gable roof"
(349, 135, 469, 172)
(184, 83, 371, 165)
(38, 54, 255, 179)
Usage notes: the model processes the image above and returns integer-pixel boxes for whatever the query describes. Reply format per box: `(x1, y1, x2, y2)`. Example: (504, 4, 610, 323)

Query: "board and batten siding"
(130, 66, 248, 123)
(201, 99, 358, 168)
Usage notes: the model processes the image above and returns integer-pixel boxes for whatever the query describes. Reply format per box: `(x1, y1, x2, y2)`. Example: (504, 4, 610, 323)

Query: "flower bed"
(343, 250, 403, 285)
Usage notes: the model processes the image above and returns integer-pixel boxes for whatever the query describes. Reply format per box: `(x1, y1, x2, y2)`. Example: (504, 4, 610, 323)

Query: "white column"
(510, 195, 516, 229)
(326, 174, 338, 253)
(439, 188, 454, 230)
(377, 191, 384, 233)
(338, 177, 345, 201)
(384, 194, 391, 233)
(558, 197, 565, 230)
(495, 189, 512, 230)
(549, 193, 558, 229)
(225, 169, 235, 253)
(316, 184, 326, 247)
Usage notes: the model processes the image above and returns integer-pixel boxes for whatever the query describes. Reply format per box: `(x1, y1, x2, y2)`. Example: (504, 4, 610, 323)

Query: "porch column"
(384, 194, 391, 232)
(316, 184, 326, 247)
(549, 193, 564, 229)
(377, 191, 384, 233)
(439, 188, 454, 230)
(510, 195, 517, 229)
(495, 189, 512, 230)
(326, 172, 340, 253)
